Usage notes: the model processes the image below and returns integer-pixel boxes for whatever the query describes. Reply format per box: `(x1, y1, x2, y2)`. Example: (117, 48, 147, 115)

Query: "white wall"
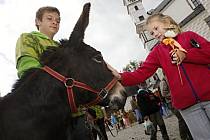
(200, 0, 210, 14)
(162, 0, 194, 23)
(182, 10, 210, 40)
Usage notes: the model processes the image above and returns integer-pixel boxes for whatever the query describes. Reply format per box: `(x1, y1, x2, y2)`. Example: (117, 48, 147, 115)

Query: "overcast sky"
(0, 0, 162, 96)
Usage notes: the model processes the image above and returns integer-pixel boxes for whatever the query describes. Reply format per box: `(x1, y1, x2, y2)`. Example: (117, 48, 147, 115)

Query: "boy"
(16, 6, 60, 77)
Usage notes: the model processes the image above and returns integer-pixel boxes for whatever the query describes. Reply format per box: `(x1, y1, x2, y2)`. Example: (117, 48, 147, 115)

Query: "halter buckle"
(99, 89, 108, 99)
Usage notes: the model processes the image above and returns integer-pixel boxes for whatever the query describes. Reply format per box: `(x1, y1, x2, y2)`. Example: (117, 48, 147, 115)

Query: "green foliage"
(123, 60, 140, 72)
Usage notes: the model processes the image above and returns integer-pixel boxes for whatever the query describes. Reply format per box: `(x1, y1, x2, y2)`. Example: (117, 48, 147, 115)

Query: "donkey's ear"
(69, 3, 91, 46)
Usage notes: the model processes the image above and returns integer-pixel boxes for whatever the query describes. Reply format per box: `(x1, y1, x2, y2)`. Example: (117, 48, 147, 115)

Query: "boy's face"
(147, 19, 170, 41)
(36, 11, 60, 38)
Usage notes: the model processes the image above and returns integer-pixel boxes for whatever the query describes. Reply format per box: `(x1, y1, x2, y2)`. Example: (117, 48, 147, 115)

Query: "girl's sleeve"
(184, 31, 210, 64)
(120, 47, 160, 86)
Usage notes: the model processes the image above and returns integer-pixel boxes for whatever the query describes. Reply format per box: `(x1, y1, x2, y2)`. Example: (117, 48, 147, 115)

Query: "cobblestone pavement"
(107, 115, 181, 140)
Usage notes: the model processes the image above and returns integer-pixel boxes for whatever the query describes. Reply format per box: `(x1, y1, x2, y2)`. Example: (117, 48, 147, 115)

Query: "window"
(140, 30, 154, 43)
(191, 0, 200, 7)
(138, 15, 144, 22)
(128, 0, 136, 3)
(204, 16, 210, 28)
(134, 6, 139, 10)
(140, 32, 148, 43)
(186, 0, 201, 9)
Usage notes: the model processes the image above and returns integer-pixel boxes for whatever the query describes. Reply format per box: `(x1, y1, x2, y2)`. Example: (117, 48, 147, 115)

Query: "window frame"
(204, 16, 210, 28)
(134, 5, 139, 10)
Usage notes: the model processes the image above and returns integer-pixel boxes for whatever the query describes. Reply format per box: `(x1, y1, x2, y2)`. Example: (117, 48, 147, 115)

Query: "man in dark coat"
(137, 89, 169, 140)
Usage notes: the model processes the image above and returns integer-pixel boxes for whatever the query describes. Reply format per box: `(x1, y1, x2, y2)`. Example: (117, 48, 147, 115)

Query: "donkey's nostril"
(109, 97, 125, 110)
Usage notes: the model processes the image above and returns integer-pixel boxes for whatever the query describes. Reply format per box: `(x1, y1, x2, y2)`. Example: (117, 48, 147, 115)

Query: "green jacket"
(16, 31, 59, 78)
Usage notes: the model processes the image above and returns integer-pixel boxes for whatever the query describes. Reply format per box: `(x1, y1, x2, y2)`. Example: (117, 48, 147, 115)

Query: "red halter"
(42, 66, 118, 113)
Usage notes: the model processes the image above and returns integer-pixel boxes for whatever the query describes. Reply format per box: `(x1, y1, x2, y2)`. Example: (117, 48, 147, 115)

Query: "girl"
(109, 13, 210, 139)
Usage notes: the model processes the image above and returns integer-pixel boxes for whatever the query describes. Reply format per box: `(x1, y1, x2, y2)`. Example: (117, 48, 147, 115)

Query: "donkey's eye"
(92, 54, 103, 63)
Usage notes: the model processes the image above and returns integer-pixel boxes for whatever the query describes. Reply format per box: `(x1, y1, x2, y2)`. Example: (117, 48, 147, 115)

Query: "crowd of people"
(11, 3, 210, 140)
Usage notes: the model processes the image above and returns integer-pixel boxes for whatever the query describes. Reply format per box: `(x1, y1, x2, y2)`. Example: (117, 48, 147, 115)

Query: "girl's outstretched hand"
(106, 63, 121, 80)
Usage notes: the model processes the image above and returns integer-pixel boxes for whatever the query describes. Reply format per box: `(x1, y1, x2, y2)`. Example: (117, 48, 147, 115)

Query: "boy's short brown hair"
(35, 6, 60, 29)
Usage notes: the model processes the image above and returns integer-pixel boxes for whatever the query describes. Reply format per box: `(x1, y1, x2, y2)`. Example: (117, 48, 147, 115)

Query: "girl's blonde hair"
(146, 13, 181, 33)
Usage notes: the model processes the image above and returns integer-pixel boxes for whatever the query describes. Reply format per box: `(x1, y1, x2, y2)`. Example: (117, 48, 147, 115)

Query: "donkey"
(0, 3, 126, 140)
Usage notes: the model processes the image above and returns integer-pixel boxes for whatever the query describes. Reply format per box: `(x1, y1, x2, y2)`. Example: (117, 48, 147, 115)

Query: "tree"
(122, 60, 141, 72)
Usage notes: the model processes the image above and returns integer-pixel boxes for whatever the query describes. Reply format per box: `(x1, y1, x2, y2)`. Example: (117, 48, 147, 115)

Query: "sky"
(0, 0, 162, 96)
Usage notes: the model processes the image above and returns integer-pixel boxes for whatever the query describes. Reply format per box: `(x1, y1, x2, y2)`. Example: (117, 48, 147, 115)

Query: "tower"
(123, 0, 147, 25)
(123, 0, 157, 51)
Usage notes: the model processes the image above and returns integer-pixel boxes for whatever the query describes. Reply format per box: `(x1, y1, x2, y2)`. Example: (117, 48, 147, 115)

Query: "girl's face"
(147, 19, 170, 41)
(36, 12, 60, 39)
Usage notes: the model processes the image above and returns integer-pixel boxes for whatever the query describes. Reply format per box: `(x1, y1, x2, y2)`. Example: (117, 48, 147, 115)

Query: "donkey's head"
(41, 3, 127, 111)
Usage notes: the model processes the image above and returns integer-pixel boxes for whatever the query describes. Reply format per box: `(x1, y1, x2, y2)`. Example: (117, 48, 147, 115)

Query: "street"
(107, 115, 180, 140)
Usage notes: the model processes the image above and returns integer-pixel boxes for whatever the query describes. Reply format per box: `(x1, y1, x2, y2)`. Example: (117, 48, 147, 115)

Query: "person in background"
(130, 96, 143, 124)
(153, 88, 171, 118)
(110, 112, 119, 132)
(128, 110, 136, 126)
(122, 111, 131, 128)
(160, 76, 193, 140)
(117, 110, 125, 129)
(137, 89, 169, 140)
(87, 105, 109, 140)
(108, 13, 210, 140)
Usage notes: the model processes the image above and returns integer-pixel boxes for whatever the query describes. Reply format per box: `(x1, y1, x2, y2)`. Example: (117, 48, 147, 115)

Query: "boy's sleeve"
(16, 56, 41, 78)
(16, 33, 41, 78)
